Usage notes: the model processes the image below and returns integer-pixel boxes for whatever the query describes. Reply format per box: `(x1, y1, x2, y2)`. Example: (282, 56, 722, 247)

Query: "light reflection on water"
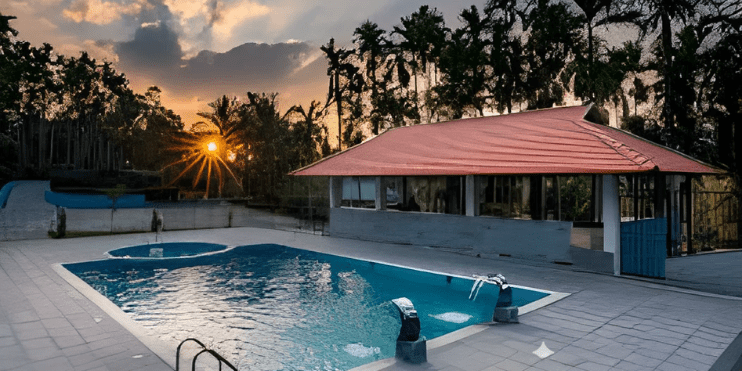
(68, 245, 538, 370)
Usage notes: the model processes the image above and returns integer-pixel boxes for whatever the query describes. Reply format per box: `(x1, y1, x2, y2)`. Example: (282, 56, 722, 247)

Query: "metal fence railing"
(693, 191, 739, 251)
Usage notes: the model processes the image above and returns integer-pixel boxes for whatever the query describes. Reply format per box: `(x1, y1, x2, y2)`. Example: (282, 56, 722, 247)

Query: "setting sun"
(207, 142, 217, 152)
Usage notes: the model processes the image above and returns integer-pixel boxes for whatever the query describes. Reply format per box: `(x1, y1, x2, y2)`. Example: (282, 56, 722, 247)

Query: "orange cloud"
(211, 1, 271, 42)
(63, 0, 151, 25)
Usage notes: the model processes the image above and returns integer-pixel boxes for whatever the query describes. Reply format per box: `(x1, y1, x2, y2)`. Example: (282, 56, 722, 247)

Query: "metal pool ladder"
(176, 338, 238, 371)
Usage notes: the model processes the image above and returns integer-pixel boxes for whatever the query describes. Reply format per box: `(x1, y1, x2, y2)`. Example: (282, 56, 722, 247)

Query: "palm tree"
(484, 0, 526, 113)
(320, 38, 363, 150)
(393, 6, 448, 122)
(434, 6, 488, 119)
(354, 21, 387, 135)
(194, 95, 245, 148)
(570, 0, 641, 102)
(521, 0, 585, 109)
(637, 0, 697, 129)
(286, 101, 325, 167)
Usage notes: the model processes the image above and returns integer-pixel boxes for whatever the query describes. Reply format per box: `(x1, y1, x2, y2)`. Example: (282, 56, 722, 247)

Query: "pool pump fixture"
(473, 273, 519, 323)
(391, 297, 426, 364)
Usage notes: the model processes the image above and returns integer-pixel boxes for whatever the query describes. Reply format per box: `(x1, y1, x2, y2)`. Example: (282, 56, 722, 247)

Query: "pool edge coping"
(51, 263, 179, 369)
(52, 243, 572, 371)
(348, 291, 572, 371)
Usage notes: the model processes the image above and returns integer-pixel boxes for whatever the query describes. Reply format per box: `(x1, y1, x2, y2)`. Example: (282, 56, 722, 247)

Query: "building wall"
(329, 208, 575, 263)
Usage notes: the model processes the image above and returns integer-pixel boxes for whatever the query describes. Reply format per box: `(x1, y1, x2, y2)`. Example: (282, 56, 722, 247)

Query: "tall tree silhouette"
(571, 0, 641, 102)
(484, 0, 525, 113)
(286, 101, 325, 167)
(434, 6, 488, 119)
(521, 0, 584, 109)
(637, 0, 697, 138)
(393, 5, 448, 122)
(354, 21, 387, 135)
(321, 38, 363, 150)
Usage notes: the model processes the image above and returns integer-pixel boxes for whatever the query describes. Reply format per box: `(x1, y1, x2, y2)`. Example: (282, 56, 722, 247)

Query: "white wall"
(329, 208, 574, 263)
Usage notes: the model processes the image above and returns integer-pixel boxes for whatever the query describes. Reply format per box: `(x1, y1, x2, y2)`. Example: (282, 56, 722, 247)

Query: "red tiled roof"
(292, 105, 720, 176)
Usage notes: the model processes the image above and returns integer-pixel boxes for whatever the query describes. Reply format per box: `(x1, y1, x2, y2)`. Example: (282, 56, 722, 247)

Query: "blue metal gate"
(621, 218, 667, 278)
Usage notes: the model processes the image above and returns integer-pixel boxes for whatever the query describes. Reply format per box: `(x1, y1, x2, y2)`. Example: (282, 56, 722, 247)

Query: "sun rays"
(162, 132, 242, 199)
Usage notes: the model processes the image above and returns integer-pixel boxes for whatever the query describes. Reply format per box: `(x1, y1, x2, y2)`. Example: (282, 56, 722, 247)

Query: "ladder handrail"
(176, 338, 238, 371)
(192, 348, 238, 371)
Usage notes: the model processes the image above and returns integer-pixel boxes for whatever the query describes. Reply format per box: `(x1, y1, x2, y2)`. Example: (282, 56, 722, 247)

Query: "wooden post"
(655, 174, 666, 218)
(633, 175, 639, 220)
(556, 176, 561, 221)
(375, 177, 386, 211)
(465, 175, 476, 216)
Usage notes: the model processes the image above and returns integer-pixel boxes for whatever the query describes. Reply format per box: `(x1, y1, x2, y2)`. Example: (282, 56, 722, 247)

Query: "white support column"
(329, 176, 342, 208)
(466, 175, 477, 216)
(375, 177, 386, 210)
(602, 174, 621, 275)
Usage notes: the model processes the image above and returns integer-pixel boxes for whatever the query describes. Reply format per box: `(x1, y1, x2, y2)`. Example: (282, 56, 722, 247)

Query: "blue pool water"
(65, 244, 548, 370)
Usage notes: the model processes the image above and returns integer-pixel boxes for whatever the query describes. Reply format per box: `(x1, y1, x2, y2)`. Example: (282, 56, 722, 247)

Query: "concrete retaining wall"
(158, 206, 232, 230)
(62, 205, 305, 233)
(65, 208, 154, 232)
(329, 208, 574, 263)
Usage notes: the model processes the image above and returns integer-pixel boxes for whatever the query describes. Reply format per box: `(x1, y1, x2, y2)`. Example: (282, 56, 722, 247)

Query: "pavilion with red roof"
(292, 105, 720, 277)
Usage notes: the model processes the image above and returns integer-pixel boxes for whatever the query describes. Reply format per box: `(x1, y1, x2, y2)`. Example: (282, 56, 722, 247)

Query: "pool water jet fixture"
(471, 273, 519, 323)
(391, 297, 426, 364)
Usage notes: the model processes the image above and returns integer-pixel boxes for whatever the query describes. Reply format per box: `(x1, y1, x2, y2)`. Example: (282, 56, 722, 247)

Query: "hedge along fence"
(45, 190, 146, 209)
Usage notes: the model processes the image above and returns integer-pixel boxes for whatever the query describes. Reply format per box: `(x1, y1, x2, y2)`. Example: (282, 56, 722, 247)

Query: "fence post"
(686, 176, 694, 254)
(603, 175, 621, 275)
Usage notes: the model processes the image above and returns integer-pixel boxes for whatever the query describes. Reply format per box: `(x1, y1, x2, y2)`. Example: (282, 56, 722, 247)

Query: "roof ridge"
(572, 119, 659, 171)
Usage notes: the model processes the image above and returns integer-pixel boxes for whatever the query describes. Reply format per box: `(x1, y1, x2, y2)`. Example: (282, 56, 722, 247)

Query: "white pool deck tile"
(0, 227, 741, 371)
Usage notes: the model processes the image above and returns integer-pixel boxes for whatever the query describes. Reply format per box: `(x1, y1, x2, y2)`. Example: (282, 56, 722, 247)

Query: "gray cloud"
(172, 41, 319, 99)
(113, 20, 326, 111)
(115, 22, 184, 75)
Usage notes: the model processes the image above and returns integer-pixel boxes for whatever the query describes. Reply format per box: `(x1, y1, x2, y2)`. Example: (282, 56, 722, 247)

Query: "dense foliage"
(2, 0, 741, 211)
(1, 14, 183, 184)
(0, 13, 329, 203)
(321, 0, 741, 195)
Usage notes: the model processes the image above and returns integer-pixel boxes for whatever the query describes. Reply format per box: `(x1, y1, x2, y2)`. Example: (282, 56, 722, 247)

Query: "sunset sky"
(1, 0, 481, 130)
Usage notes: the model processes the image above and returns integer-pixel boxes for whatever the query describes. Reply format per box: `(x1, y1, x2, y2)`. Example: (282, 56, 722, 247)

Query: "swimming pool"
(64, 243, 551, 370)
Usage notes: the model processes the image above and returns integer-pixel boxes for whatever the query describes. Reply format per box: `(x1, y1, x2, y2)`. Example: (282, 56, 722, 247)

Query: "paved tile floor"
(1, 228, 741, 371)
(665, 252, 742, 297)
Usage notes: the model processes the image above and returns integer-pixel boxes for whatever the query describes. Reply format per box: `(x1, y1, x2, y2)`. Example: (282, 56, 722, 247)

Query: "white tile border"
(51, 263, 178, 369)
(52, 244, 571, 371)
(348, 291, 571, 371)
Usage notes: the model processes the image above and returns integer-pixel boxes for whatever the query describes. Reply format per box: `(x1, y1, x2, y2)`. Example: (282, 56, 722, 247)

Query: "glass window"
(385, 177, 403, 207)
(479, 176, 532, 219)
(341, 177, 375, 208)
(559, 176, 593, 222)
(619, 175, 655, 221)
(386, 176, 464, 214)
